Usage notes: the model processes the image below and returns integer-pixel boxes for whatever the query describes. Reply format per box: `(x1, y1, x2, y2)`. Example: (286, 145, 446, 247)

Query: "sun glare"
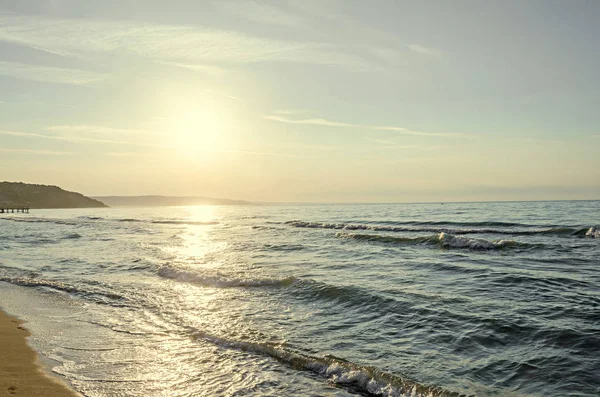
(172, 108, 227, 159)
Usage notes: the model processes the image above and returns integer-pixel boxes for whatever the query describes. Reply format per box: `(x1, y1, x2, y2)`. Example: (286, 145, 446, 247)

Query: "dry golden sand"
(0, 309, 80, 397)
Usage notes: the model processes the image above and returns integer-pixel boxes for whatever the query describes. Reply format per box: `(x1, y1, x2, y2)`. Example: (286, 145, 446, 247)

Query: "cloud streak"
(0, 129, 159, 147)
(263, 115, 462, 137)
(0, 13, 368, 69)
(153, 61, 225, 75)
(264, 115, 354, 128)
(46, 125, 153, 136)
(1, 126, 306, 158)
(0, 60, 106, 85)
(0, 147, 74, 155)
(215, 1, 305, 26)
(408, 44, 441, 57)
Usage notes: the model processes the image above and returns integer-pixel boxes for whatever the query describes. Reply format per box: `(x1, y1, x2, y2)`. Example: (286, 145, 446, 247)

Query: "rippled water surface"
(0, 201, 599, 396)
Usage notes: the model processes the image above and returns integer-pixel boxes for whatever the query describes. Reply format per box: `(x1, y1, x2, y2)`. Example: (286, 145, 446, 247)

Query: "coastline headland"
(0, 182, 107, 209)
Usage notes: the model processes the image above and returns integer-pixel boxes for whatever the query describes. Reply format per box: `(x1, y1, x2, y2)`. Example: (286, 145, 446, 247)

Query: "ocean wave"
(336, 232, 438, 245)
(116, 218, 218, 226)
(337, 232, 528, 250)
(251, 225, 282, 230)
(3, 216, 215, 228)
(0, 275, 79, 294)
(284, 220, 588, 237)
(27, 237, 60, 245)
(438, 232, 517, 249)
(285, 220, 346, 229)
(151, 220, 219, 226)
(263, 243, 305, 251)
(4, 233, 54, 243)
(0, 217, 77, 226)
(64, 233, 82, 239)
(286, 219, 538, 228)
(375, 219, 540, 228)
(290, 279, 402, 312)
(585, 227, 599, 238)
(0, 275, 125, 303)
(191, 330, 462, 397)
(157, 265, 296, 288)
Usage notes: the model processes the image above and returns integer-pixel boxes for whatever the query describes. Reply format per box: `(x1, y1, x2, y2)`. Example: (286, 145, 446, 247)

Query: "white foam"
(438, 232, 514, 249)
(585, 227, 599, 238)
(286, 220, 345, 229)
(192, 330, 443, 397)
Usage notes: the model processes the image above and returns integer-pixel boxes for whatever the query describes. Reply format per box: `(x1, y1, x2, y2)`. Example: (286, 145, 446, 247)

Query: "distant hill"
(0, 182, 107, 209)
(93, 195, 250, 207)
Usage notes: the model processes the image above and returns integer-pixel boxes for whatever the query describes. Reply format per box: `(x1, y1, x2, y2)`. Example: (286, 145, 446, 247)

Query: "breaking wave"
(0, 274, 126, 304)
(585, 227, 599, 238)
(336, 232, 438, 245)
(285, 219, 535, 228)
(438, 232, 517, 249)
(191, 330, 463, 397)
(0, 275, 80, 294)
(263, 243, 305, 251)
(285, 220, 592, 238)
(337, 232, 527, 250)
(157, 265, 296, 288)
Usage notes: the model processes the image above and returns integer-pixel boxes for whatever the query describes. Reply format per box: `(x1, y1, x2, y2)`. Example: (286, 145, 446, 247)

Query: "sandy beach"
(0, 309, 79, 397)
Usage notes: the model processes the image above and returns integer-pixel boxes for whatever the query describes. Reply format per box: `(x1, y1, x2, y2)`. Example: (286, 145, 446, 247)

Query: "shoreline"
(0, 309, 80, 397)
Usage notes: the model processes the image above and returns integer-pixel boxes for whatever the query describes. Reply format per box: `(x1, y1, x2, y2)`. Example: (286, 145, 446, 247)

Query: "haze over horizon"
(1, 0, 599, 203)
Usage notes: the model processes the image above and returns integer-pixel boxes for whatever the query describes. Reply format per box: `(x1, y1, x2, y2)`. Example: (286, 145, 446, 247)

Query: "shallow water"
(0, 201, 599, 396)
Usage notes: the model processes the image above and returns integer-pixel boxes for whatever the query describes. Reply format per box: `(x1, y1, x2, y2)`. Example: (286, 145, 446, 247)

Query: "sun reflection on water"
(162, 206, 228, 269)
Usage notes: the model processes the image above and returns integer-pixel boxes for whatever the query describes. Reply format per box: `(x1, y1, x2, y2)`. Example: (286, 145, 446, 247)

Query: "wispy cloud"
(0, 129, 68, 140)
(0, 147, 74, 155)
(153, 61, 225, 75)
(2, 126, 305, 157)
(272, 109, 304, 115)
(0, 60, 106, 85)
(0, 129, 158, 146)
(264, 115, 462, 137)
(372, 47, 405, 65)
(219, 149, 304, 158)
(367, 138, 422, 149)
(215, 1, 305, 26)
(408, 44, 441, 57)
(102, 147, 304, 159)
(0, 14, 367, 69)
(102, 151, 149, 157)
(264, 115, 354, 128)
(203, 89, 243, 101)
(45, 125, 152, 136)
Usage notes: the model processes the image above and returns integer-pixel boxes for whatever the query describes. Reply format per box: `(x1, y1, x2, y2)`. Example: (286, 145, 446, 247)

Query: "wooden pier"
(0, 207, 29, 213)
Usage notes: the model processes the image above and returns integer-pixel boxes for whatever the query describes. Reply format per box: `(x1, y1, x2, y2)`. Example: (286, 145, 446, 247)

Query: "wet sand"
(0, 309, 79, 397)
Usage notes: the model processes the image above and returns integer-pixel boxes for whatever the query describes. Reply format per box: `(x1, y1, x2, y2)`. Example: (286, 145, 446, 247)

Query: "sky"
(0, 0, 599, 203)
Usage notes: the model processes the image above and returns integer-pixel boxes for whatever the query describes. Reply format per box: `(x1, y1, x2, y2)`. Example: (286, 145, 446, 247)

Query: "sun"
(171, 107, 228, 160)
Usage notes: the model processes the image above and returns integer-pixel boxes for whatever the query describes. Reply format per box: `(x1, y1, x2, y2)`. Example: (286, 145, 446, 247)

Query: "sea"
(0, 201, 598, 397)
